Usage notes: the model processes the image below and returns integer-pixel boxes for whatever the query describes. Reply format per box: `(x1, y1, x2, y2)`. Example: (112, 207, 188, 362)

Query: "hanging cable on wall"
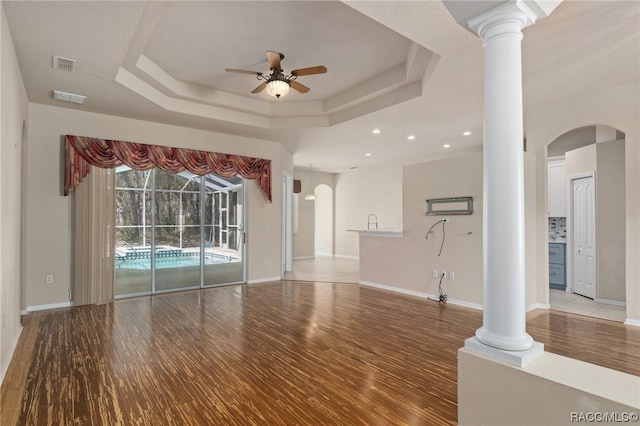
(432, 272, 447, 304)
(426, 218, 448, 256)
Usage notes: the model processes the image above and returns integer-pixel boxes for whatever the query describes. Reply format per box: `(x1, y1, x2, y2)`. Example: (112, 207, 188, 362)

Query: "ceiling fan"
(225, 51, 327, 99)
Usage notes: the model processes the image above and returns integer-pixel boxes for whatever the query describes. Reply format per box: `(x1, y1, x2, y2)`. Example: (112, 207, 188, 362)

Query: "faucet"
(367, 214, 378, 230)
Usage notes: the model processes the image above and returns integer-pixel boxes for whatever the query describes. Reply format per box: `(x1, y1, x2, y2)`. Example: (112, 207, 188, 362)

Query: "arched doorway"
(546, 125, 626, 321)
(286, 172, 358, 283)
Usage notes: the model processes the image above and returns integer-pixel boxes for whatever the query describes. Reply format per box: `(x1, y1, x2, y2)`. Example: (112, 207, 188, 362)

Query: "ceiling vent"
(52, 90, 86, 105)
(52, 56, 76, 72)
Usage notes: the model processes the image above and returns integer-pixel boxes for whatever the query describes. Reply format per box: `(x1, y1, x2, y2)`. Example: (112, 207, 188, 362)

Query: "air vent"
(52, 90, 86, 105)
(52, 56, 76, 72)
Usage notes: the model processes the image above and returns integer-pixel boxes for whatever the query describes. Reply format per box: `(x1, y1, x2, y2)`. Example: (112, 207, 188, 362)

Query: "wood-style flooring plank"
(0, 315, 40, 426)
(4, 281, 639, 425)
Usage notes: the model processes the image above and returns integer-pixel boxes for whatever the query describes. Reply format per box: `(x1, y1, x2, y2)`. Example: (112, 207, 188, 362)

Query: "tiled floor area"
(283, 255, 359, 283)
(549, 289, 626, 322)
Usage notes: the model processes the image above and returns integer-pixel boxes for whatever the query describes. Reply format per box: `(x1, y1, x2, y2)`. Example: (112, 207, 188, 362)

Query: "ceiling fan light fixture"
(266, 79, 290, 98)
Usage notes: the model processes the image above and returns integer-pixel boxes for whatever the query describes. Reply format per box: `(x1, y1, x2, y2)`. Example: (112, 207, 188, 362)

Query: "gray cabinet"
(549, 243, 566, 290)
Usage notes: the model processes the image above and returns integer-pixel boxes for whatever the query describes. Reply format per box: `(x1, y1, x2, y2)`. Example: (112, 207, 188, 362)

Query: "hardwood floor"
(2, 281, 639, 425)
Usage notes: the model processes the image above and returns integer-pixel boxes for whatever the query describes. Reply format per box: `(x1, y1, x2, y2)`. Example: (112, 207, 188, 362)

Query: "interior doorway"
(285, 169, 359, 283)
(546, 125, 626, 321)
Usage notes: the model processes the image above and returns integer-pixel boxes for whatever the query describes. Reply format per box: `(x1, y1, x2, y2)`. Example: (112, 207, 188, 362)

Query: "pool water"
(117, 255, 227, 270)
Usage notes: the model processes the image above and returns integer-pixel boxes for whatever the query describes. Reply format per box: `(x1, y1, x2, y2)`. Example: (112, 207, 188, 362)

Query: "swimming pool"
(116, 254, 229, 270)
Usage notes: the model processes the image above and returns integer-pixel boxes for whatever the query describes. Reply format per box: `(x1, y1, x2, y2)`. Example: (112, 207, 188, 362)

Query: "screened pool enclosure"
(115, 167, 244, 297)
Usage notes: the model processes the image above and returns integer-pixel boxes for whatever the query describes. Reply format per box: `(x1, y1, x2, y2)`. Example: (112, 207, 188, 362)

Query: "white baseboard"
(595, 297, 626, 307)
(444, 297, 483, 311)
(0, 325, 23, 387)
(527, 303, 550, 311)
(27, 301, 73, 312)
(334, 254, 359, 260)
(359, 280, 483, 310)
(293, 254, 359, 260)
(247, 276, 281, 285)
(623, 318, 640, 327)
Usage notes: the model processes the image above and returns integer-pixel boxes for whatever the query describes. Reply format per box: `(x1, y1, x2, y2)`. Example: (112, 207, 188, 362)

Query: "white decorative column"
(463, 1, 545, 364)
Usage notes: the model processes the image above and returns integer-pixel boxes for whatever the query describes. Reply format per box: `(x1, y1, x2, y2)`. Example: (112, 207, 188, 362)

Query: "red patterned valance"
(64, 135, 272, 202)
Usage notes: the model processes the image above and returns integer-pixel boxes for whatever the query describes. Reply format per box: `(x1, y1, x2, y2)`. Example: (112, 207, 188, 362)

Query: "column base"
(464, 336, 544, 367)
(475, 326, 535, 351)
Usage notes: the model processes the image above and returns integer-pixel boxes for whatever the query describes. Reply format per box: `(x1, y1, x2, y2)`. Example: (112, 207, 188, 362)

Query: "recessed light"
(372, 129, 381, 134)
(463, 131, 471, 136)
(365, 153, 372, 157)
(407, 135, 416, 140)
(443, 144, 451, 148)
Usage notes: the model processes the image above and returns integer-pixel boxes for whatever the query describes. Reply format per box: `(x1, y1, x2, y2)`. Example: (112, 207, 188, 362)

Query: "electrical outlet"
(449, 271, 455, 280)
(46, 274, 54, 284)
(432, 269, 439, 278)
(441, 270, 447, 278)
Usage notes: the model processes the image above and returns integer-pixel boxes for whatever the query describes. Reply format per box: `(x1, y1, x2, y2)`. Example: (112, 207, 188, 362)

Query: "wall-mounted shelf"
(426, 196, 473, 215)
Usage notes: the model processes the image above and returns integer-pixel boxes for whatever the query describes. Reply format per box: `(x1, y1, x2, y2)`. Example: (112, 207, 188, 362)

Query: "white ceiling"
(3, 1, 639, 173)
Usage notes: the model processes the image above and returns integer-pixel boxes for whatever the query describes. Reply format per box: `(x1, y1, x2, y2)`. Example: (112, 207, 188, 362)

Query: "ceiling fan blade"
(225, 68, 263, 76)
(290, 80, 310, 94)
(291, 65, 327, 77)
(266, 51, 283, 70)
(251, 82, 267, 94)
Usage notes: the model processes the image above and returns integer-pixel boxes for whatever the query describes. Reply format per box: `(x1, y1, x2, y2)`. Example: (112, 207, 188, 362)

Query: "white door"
(572, 176, 596, 299)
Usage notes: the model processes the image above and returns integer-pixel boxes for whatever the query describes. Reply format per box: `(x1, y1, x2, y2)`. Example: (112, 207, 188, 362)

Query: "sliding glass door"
(115, 168, 245, 298)
(154, 170, 202, 292)
(114, 168, 152, 296)
(204, 187, 244, 285)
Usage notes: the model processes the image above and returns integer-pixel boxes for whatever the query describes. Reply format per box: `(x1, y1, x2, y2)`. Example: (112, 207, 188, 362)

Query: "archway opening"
(546, 125, 626, 321)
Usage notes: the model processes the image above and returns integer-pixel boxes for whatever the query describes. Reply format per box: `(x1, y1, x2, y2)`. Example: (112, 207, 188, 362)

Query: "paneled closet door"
(572, 175, 596, 299)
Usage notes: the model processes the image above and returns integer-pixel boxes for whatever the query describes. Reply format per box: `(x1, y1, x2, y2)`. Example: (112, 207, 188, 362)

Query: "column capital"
(467, 0, 538, 41)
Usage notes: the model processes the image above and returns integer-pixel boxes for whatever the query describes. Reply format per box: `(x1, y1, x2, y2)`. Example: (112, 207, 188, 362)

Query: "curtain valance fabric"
(64, 135, 272, 202)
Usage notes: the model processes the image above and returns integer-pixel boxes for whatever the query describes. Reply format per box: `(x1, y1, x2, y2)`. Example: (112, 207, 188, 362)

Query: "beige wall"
(565, 143, 596, 177)
(596, 140, 626, 302)
(0, 6, 29, 383)
(315, 184, 334, 256)
(334, 164, 403, 258)
(23, 103, 291, 309)
(527, 80, 639, 322)
(359, 152, 538, 309)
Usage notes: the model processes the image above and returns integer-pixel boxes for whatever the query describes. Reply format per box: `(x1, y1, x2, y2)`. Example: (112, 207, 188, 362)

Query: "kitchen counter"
(347, 229, 403, 238)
